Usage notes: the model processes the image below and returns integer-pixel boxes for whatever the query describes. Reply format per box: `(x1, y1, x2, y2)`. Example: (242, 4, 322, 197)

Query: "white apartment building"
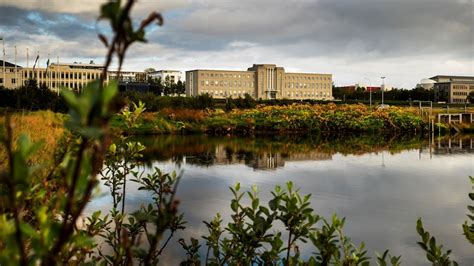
(147, 70, 183, 84)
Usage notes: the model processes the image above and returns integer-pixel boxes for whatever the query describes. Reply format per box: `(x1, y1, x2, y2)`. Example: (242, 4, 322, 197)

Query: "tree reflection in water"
(130, 133, 473, 170)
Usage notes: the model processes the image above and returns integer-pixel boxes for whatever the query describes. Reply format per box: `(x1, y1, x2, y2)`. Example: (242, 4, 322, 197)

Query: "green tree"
(467, 91, 474, 103)
(144, 67, 156, 73)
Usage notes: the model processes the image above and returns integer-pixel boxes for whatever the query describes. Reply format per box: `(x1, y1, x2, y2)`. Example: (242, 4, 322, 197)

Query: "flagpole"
(26, 48, 29, 84)
(2, 38, 5, 88)
(47, 52, 50, 90)
(15, 45, 17, 89)
(57, 56, 59, 95)
(36, 51, 39, 85)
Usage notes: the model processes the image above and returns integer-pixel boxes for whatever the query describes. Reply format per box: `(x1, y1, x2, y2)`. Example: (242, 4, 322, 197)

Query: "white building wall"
(147, 70, 183, 84)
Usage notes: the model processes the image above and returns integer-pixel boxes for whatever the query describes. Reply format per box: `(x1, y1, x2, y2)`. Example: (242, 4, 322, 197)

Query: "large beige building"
(432, 75, 474, 104)
(0, 60, 106, 92)
(186, 64, 333, 100)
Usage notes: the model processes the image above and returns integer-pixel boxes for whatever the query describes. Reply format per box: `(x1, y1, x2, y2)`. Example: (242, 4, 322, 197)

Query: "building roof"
(430, 75, 474, 80)
(0, 60, 22, 68)
(435, 80, 474, 84)
(48, 62, 105, 70)
(186, 69, 254, 73)
(151, 70, 182, 73)
(420, 78, 436, 84)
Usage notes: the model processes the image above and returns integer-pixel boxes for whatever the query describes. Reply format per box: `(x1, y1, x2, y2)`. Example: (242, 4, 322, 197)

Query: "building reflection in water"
(420, 134, 474, 157)
(434, 135, 474, 155)
(137, 134, 473, 170)
(212, 147, 332, 170)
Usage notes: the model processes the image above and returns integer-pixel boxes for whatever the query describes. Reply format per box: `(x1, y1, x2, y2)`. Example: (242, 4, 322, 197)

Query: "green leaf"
(19, 223, 37, 237)
(102, 80, 118, 113)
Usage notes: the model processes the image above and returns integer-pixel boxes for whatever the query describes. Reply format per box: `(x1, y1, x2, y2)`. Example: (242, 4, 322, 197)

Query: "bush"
(0, 80, 67, 112)
(160, 108, 206, 122)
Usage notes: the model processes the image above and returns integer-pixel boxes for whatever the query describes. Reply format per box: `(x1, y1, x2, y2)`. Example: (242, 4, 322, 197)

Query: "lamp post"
(380, 76, 386, 106)
(364, 77, 372, 110)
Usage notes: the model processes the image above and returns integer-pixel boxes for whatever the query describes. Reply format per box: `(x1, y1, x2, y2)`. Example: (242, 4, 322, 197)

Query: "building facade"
(186, 64, 332, 100)
(108, 70, 146, 83)
(432, 75, 474, 103)
(0, 60, 22, 88)
(147, 70, 183, 84)
(1, 61, 106, 92)
(28, 63, 106, 91)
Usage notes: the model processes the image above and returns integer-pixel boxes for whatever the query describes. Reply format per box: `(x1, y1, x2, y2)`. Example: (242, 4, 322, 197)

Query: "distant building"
(38, 63, 106, 91)
(0, 61, 106, 91)
(0, 60, 152, 92)
(147, 70, 183, 84)
(0, 60, 22, 88)
(186, 64, 332, 100)
(431, 75, 474, 103)
(108, 70, 146, 83)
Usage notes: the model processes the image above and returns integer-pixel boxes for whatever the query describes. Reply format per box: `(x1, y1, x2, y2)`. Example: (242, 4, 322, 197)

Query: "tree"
(148, 76, 164, 95)
(144, 67, 156, 73)
(175, 80, 185, 95)
(468, 91, 474, 103)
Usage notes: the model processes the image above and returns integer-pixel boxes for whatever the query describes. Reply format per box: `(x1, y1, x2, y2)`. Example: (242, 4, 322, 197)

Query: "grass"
(0, 103, 469, 151)
(0, 111, 68, 169)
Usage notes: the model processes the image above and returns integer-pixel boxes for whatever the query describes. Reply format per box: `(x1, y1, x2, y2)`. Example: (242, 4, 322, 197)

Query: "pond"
(87, 133, 474, 264)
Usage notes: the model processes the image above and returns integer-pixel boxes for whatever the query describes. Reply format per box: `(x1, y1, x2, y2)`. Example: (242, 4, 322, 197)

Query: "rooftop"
(430, 75, 474, 80)
(0, 60, 22, 68)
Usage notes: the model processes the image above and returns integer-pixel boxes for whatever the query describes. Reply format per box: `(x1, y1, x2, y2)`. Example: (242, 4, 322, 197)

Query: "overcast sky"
(0, 0, 472, 88)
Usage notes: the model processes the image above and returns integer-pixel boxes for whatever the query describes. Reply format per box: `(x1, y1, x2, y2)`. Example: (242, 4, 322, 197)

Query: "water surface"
(88, 134, 474, 265)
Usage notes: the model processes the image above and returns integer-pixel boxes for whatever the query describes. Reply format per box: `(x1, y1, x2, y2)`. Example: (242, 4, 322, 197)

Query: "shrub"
(160, 108, 206, 122)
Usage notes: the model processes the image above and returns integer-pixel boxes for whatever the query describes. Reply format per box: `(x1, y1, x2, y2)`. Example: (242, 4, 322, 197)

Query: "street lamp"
(380, 76, 386, 106)
(364, 77, 372, 110)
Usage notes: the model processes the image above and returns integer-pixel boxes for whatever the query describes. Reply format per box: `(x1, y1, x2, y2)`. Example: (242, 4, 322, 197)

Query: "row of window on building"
(285, 82, 330, 89)
(453, 85, 470, 90)
(0, 77, 87, 89)
(286, 91, 330, 98)
(23, 71, 103, 80)
(285, 76, 330, 81)
(200, 73, 253, 79)
(200, 90, 254, 97)
(451, 98, 469, 103)
(453, 91, 469, 96)
(201, 80, 255, 88)
(0, 78, 16, 84)
(198, 90, 330, 98)
(39, 81, 86, 89)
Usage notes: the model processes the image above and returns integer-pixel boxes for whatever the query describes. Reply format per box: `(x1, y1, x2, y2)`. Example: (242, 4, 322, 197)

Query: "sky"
(0, 0, 472, 88)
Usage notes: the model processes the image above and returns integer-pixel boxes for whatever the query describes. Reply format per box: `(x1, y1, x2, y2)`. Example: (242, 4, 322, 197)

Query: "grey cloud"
(165, 0, 472, 59)
(0, 0, 471, 87)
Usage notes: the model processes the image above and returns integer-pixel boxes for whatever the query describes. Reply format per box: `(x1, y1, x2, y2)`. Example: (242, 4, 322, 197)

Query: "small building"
(108, 70, 146, 83)
(431, 75, 474, 104)
(147, 70, 183, 84)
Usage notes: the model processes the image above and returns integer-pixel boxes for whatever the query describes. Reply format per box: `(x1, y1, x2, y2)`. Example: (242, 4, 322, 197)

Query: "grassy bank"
(114, 103, 426, 135)
(0, 111, 67, 169)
